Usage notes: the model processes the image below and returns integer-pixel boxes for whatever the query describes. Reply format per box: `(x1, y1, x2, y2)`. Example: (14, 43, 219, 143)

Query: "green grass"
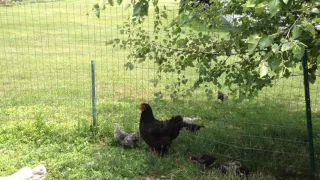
(0, 0, 320, 179)
(1, 100, 319, 179)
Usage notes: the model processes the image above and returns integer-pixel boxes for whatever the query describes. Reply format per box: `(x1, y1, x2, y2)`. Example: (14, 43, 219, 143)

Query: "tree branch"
(285, 15, 301, 39)
(151, 42, 265, 57)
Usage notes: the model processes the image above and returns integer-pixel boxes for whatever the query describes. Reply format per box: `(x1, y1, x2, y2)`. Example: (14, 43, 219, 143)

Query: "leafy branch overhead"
(103, 0, 320, 99)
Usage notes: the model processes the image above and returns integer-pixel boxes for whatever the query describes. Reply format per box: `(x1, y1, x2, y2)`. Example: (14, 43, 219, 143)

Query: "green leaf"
(247, 34, 261, 54)
(95, 9, 100, 18)
(155, 6, 159, 13)
(161, 12, 168, 19)
(281, 42, 293, 52)
(309, 74, 316, 84)
(181, 79, 188, 84)
(268, 56, 281, 71)
(259, 61, 268, 78)
(105, 40, 114, 45)
(269, 0, 282, 17)
(152, 0, 158, 6)
(271, 43, 279, 53)
(93, 3, 99, 9)
(314, 18, 320, 23)
(291, 25, 303, 40)
(255, 2, 267, 14)
(293, 44, 305, 60)
(177, 38, 188, 47)
(259, 36, 272, 49)
(311, 8, 320, 14)
(133, 0, 149, 17)
(109, 0, 114, 6)
(117, 0, 123, 5)
(242, 0, 255, 11)
(114, 38, 120, 43)
(302, 20, 316, 38)
(149, 79, 158, 87)
(244, 0, 255, 8)
(124, 62, 134, 70)
(282, 0, 289, 4)
(283, 68, 291, 78)
(317, 55, 320, 64)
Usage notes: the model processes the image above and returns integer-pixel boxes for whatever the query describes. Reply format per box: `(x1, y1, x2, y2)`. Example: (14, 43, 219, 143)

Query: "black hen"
(139, 102, 184, 156)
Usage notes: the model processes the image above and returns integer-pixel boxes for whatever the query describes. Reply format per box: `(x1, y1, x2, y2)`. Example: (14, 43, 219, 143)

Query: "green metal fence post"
(91, 60, 97, 126)
(302, 52, 316, 180)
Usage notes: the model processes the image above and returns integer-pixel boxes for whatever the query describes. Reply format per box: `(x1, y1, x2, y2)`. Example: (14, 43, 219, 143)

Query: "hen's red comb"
(139, 101, 145, 112)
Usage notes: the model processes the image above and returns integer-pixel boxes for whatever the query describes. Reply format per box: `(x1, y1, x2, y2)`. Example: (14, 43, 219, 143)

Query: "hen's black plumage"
(190, 154, 216, 168)
(139, 102, 184, 156)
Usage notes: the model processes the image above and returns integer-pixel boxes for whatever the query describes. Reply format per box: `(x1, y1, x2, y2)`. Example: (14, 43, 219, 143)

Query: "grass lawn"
(0, 0, 320, 179)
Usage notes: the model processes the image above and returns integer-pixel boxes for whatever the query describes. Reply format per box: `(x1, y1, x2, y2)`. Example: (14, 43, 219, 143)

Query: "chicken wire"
(0, 2, 319, 178)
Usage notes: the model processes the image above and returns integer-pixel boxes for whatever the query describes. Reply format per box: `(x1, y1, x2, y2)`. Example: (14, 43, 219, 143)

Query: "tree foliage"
(98, 0, 320, 99)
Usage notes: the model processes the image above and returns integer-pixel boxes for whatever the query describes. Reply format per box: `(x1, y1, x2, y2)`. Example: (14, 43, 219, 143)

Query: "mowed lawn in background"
(0, 0, 320, 179)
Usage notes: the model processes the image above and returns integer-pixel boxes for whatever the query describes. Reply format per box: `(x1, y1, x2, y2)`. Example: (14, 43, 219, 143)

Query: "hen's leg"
(160, 145, 170, 156)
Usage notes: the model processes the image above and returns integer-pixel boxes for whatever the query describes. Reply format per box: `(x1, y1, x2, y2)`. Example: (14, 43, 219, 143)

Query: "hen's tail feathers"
(182, 117, 200, 124)
(0, 164, 47, 180)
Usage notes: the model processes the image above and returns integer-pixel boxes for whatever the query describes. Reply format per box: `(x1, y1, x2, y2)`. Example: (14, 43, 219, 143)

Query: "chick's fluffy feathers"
(114, 123, 140, 148)
(0, 164, 46, 180)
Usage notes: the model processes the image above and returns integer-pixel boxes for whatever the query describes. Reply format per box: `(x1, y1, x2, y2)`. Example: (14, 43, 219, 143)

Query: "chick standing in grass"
(190, 154, 217, 169)
(182, 117, 204, 132)
(114, 123, 140, 148)
(215, 161, 250, 178)
(183, 123, 205, 132)
(0, 164, 47, 180)
(217, 90, 228, 102)
(236, 166, 250, 177)
(121, 132, 140, 148)
(114, 123, 129, 140)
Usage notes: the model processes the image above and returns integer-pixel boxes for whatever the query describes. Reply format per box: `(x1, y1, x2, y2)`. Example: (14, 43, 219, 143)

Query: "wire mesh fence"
(0, 1, 319, 178)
